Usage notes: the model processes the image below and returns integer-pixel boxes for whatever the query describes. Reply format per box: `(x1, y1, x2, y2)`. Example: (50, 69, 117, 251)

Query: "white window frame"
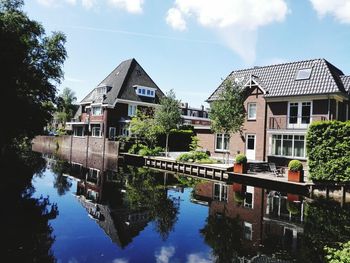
(109, 127, 116, 140)
(213, 183, 228, 202)
(128, 104, 137, 117)
(244, 186, 254, 209)
(91, 106, 102, 116)
(243, 222, 253, 240)
(247, 102, 257, 120)
(215, 133, 230, 152)
(91, 126, 102, 137)
(135, 85, 156, 98)
(270, 134, 306, 159)
(287, 101, 312, 128)
(73, 126, 85, 137)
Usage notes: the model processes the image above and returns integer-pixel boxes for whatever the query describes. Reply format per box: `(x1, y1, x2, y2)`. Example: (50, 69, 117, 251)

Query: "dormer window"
(295, 68, 312, 80)
(96, 85, 111, 95)
(134, 85, 156, 98)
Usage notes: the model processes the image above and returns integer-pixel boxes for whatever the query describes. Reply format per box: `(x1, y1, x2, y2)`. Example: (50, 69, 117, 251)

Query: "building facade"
(67, 58, 164, 139)
(200, 59, 350, 166)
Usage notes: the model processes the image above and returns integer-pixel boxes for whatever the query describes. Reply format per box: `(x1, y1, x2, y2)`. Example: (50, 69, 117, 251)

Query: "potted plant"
(288, 160, 304, 182)
(234, 191, 245, 205)
(234, 154, 248, 174)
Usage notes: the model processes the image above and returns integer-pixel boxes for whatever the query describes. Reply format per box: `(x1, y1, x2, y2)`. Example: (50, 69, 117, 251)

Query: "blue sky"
(24, 0, 350, 107)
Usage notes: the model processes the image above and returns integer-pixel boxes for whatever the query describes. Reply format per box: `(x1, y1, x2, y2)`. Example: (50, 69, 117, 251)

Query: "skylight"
(295, 68, 312, 80)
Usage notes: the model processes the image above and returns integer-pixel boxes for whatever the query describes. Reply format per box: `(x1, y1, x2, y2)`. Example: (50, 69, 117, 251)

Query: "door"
(246, 134, 256, 160)
(288, 102, 312, 128)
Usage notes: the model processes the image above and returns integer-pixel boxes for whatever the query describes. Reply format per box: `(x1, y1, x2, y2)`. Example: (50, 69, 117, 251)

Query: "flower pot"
(232, 183, 242, 192)
(234, 163, 247, 174)
(287, 193, 300, 202)
(288, 170, 304, 183)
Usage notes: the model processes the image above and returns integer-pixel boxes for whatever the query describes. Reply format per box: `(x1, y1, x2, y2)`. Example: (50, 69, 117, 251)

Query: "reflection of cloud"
(112, 258, 129, 263)
(186, 252, 212, 263)
(155, 246, 176, 263)
(166, 0, 289, 64)
(310, 0, 350, 23)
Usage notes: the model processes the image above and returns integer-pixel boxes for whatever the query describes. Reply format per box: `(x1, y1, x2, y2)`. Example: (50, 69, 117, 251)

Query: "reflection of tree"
(2, 150, 58, 262)
(51, 159, 72, 196)
(200, 214, 243, 262)
(125, 166, 179, 240)
(301, 198, 350, 262)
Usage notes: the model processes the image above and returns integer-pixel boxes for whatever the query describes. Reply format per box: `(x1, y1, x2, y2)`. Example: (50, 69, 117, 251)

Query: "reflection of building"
(194, 181, 305, 259)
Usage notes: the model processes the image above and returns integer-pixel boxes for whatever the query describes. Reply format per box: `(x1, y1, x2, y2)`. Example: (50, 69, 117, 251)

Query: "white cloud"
(112, 258, 128, 263)
(166, 0, 289, 64)
(81, 0, 96, 9)
(155, 246, 175, 263)
(166, 8, 187, 31)
(186, 253, 212, 263)
(108, 0, 144, 14)
(310, 0, 350, 23)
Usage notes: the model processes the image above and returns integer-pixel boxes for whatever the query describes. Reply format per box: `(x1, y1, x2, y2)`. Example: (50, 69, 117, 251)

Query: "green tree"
(55, 87, 77, 127)
(129, 112, 161, 148)
(209, 80, 245, 163)
(325, 241, 350, 263)
(154, 90, 181, 157)
(0, 0, 67, 152)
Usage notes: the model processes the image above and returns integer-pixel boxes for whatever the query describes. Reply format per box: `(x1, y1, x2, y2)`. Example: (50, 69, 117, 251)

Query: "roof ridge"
(232, 58, 324, 74)
(97, 58, 134, 87)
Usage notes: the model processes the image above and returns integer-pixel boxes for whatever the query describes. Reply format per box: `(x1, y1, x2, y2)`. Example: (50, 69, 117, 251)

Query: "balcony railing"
(269, 115, 327, 130)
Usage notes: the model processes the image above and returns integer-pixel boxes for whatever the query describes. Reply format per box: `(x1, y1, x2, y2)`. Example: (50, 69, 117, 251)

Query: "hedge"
(306, 121, 350, 182)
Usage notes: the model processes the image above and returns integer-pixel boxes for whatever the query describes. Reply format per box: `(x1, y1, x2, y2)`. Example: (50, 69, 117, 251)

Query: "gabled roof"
(207, 58, 349, 101)
(80, 58, 164, 105)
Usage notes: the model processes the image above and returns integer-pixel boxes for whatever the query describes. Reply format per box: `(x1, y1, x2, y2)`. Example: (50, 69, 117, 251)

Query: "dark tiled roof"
(207, 59, 349, 101)
(341, 75, 350, 93)
(80, 58, 164, 105)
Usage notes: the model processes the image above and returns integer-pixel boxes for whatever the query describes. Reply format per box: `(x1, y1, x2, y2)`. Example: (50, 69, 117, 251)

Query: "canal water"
(4, 148, 350, 263)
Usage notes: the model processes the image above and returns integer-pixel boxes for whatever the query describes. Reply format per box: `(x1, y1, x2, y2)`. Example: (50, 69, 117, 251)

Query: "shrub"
(177, 151, 210, 163)
(307, 121, 350, 182)
(235, 154, 247, 164)
(128, 144, 147, 154)
(234, 191, 245, 204)
(288, 160, 303, 172)
(287, 201, 299, 215)
(139, 146, 163, 157)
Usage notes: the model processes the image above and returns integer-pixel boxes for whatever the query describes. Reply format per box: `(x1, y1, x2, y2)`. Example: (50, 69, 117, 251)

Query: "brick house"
(67, 58, 164, 139)
(200, 58, 350, 166)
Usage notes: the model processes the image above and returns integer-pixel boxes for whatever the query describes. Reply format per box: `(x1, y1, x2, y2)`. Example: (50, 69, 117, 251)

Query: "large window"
(92, 125, 101, 137)
(73, 126, 84, 137)
(213, 183, 228, 202)
(247, 103, 257, 120)
(288, 101, 312, 127)
(135, 86, 156, 98)
(271, 134, 306, 158)
(92, 106, 102, 116)
(216, 133, 230, 151)
(128, 104, 137, 117)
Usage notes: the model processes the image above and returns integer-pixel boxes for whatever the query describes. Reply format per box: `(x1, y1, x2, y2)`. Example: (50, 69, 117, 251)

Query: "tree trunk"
(165, 133, 169, 157)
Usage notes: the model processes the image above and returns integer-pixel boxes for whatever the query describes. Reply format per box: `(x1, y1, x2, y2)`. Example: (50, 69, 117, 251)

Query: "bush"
(288, 160, 303, 172)
(128, 144, 146, 154)
(287, 201, 299, 215)
(235, 154, 247, 164)
(307, 121, 350, 182)
(139, 146, 163, 157)
(177, 151, 211, 163)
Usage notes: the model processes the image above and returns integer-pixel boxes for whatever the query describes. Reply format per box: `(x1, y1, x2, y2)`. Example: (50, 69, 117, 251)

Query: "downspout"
(102, 107, 108, 172)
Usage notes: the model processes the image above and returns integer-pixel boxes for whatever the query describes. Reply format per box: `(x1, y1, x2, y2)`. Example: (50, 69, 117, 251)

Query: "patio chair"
(268, 163, 284, 177)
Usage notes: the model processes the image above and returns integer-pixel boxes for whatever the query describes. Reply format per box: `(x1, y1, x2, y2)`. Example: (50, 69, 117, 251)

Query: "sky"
(24, 0, 350, 107)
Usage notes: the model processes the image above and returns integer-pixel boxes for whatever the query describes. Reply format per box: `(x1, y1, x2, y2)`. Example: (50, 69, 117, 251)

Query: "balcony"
(268, 115, 327, 130)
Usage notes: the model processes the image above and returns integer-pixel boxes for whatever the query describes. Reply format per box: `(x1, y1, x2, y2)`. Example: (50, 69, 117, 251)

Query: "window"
(289, 103, 298, 124)
(73, 126, 84, 137)
(92, 106, 102, 116)
(109, 127, 116, 140)
(244, 186, 254, 209)
(271, 134, 306, 158)
(216, 133, 230, 151)
(243, 222, 253, 240)
(92, 126, 101, 137)
(295, 68, 312, 80)
(119, 123, 130, 136)
(213, 183, 228, 202)
(135, 85, 156, 98)
(128, 104, 137, 117)
(87, 168, 100, 184)
(247, 103, 257, 120)
(288, 101, 312, 127)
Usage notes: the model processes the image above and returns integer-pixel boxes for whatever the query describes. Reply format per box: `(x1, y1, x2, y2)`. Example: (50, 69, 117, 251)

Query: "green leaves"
(209, 79, 245, 135)
(307, 121, 350, 182)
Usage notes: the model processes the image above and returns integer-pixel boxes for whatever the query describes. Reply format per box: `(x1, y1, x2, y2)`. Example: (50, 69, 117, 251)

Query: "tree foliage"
(55, 87, 77, 126)
(307, 121, 350, 181)
(0, 0, 67, 150)
(209, 79, 245, 135)
(325, 241, 350, 263)
(154, 90, 181, 156)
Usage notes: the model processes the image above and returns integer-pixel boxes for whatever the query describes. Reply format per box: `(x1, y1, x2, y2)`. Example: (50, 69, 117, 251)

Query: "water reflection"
(33, 145, 350, 262)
